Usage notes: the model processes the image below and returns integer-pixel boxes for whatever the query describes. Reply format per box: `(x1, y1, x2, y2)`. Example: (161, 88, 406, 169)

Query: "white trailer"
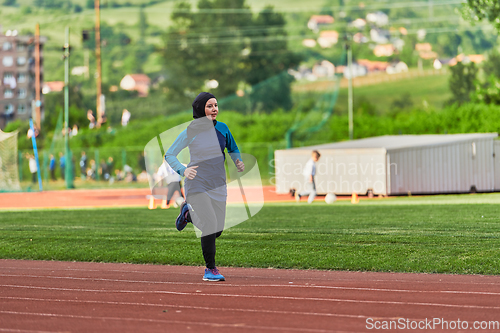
(274, 133, 498, 196)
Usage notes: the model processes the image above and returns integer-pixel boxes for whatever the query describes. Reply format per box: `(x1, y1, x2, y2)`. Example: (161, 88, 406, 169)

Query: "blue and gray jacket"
(165, 118, 241, 201)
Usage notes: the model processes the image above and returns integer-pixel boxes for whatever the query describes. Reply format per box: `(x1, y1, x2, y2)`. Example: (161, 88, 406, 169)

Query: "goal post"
(0, 129, 21, 192)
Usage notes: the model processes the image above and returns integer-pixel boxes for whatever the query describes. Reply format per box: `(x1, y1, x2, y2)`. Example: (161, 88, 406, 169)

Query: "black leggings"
(187, 192, 226, 269)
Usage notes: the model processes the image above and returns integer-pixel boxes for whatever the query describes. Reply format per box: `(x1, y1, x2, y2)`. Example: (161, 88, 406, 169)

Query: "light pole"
(346, 34, 354, 140)
(63, 26, 74, 189)
(95, 0, 103, 126)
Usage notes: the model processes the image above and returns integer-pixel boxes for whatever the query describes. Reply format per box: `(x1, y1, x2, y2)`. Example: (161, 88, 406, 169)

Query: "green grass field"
(1, 195, 500, 275)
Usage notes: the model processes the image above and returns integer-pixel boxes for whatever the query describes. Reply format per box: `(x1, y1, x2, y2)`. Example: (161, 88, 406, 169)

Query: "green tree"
(161, 0, 253, 103)
(471, 75, 500, 105)
(463, 0, 500, 31)
(138, 5, 149, 38)
(3, 0, 17, 6)
(161, 0, 300, 111)
(20, 5, 32, 14)
(43, 85, 86, 130)
(482, 49, 500, 79)
(469, 49, 500, 105)
(448, 61, 478, 105)
(245, 6, 302, 111)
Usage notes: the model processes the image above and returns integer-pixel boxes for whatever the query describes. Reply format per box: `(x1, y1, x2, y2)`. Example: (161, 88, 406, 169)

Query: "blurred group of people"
(79, 151, 146, 184)
(48, 152, 72, 181)
(25, 150, 147, 185)
(62, 124, 79, 138)
(87, 109, 107, 129)
(86, 109, 131, 130)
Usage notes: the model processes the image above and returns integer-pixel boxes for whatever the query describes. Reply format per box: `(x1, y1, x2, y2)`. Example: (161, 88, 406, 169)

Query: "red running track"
(1, 260, 500, 332)
(0, 186, 365, 210)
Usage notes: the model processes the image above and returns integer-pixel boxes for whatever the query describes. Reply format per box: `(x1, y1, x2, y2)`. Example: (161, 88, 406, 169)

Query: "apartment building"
(0, 31, 46, 130)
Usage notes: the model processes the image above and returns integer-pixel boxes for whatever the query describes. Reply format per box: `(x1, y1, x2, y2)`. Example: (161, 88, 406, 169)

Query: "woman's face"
(205, 98, 218, 120)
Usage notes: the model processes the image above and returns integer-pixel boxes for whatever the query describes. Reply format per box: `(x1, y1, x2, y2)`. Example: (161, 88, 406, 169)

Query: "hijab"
(188, 92, 217, 140)
(192, 92, 216, 120)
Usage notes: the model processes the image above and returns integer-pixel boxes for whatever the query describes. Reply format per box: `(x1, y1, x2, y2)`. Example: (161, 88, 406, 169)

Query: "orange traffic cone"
(148, 196, 157, 210)
(351, 192, 359, 204)
(160, 198, 170, 209)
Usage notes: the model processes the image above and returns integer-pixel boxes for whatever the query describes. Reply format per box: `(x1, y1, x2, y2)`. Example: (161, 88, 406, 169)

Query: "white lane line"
(2, 265, 500, 286)
(0, 296, 367, 319)
(2, 274, 500, 296)
(0, 329, 58, 333)
(0, 310, 338, 333)
(2, 284, 499, 310)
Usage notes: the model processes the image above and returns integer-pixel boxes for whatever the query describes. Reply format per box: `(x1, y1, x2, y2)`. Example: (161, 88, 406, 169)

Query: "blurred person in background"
(49, 154, 56, 181)
(72, 124, 79, 136)
(123, 164, 137, 182)
(137, 169, 148, 182)
(87, 160, 97, 180)
(106, 157, 114, 177)
(80, 152, 87, 180)
(27, 154, 37, 184)
(138, 152, 146, 172)
(59, 152, 66, 180)
(87, 110, 96, 129)
(99, 159, 109, 180)
(114, 169, 124, 181)
(121, 109, 131, 126)
(295, 150, 321, 204)
(157, 161, 185, 209)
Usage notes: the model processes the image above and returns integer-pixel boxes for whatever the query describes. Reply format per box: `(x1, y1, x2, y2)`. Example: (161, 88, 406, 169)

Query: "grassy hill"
(0, 0, 470, 83)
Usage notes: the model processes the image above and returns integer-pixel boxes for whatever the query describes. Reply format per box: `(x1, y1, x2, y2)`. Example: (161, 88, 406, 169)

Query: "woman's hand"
(184, 166, 198, 180)
(235, 159, 245, 172)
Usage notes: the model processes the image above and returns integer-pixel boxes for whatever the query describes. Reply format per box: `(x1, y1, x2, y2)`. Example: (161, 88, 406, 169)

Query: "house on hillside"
(120, 74, 151, 97)
(71, 66, 88, 76)
(308, 15, 334, 31)
(386, 61, 408, 74)
(302, 39, 317, 48)
(392, 38, 405, 51)
(373, 44, 394, 57)
(366, 11, 389, 26)
(457, 54, 484, 64)
(351, 18, 366, 29)
(415, 43, 437, 60)
(312, 60, 335, 78)
(342, 63, 368, 79)
(353, 33, 368, 43)
(317, 30, 339, 48)
(419, 51, 438, 60)
(42, 81, 64, 94)
(370, 28, 389, 44)
(415, 43, 432, 52)
(357, 59, 389, 72)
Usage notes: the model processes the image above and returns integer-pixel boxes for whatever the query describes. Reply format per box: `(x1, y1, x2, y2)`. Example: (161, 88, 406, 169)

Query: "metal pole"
(64, 26, 73, 189)
(35, 23, 41, 131)
(347, 42, 354, 140)
(95, 0, 103, 127)
(29, 119, 43, 191)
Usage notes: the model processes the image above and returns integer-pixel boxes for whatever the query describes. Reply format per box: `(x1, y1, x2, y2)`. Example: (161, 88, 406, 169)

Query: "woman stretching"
(165, 92, 244, 281)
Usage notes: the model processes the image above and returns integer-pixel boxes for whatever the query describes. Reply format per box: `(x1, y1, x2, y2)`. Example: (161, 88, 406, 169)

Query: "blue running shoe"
(203, 267, 225, 281)
(175, 202, 192, 231)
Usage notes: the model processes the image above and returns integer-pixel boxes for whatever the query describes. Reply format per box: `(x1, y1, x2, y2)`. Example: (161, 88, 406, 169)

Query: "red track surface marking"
(1, 260, 499, 332)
